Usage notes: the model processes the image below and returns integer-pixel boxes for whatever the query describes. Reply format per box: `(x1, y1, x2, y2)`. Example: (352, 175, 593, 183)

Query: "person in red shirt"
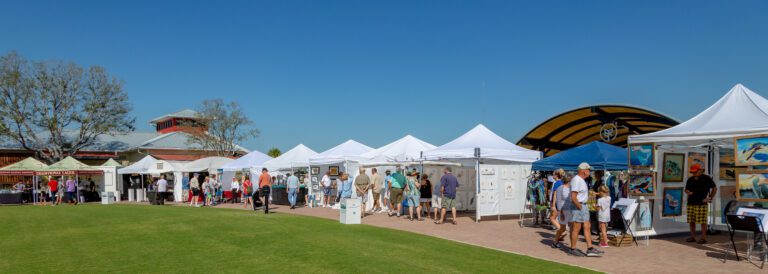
(242, 175, 253, 209)
(48, 177, 59, 206)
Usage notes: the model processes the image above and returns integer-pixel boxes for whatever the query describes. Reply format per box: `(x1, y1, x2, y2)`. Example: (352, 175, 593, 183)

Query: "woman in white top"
(321, 172, 332, 207)
(551, 171, 572, 249)
(231, 177, 240, 204)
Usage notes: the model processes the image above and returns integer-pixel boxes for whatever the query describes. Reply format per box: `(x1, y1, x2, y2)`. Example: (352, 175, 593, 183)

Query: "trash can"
(101, 192, 114, 205)
(340, 198, 361, 224)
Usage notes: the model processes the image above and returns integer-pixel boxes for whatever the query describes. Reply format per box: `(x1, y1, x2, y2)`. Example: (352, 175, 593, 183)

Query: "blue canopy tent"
(532, 141, 627, 171)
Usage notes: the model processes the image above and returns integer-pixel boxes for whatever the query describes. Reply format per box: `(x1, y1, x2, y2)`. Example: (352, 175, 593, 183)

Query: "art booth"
(423, 124, 542, 222)
(628, 84, 768, 235)
(221, 149, 272, 192)
(308, 140, 374, 204)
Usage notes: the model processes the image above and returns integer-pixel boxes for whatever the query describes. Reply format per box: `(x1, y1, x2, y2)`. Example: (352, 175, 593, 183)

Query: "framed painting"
(328, 166, 339, 176)
(687, 151, 707, 171)
(661, 153, 685, 182)
(734, 134, 768, 166)
(627, 171, 655, 196)
(735, 170, 768, 202)
(662, 187, 684, 217)
(719, 149, 736, 180)
(311, 167, 320, 175)
(629, 143, 655, 170)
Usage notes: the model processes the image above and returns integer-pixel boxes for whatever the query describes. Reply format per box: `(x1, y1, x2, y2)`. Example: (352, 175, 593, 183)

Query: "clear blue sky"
(2, 1, 767, 153)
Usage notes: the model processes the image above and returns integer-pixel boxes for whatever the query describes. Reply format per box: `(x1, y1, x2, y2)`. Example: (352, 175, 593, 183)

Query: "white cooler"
(101, 192, 115, 205)
(340, 198, 361, 225)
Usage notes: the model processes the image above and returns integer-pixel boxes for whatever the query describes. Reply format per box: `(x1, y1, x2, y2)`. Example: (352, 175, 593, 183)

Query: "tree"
(267, 147, 281, 158)
(0, 51, 135, 163)
(185, 99, 259, 157)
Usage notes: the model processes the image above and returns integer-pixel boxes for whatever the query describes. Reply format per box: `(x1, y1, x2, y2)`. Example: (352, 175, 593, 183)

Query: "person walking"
(354, 167, 371, 215)
(242, 175, 253, 208)
(382, 170, 393, 213)
(48, 177, 59, 206)
(405, 171, 422, 221)
(211, 174, 221, 206)
(156, 174, 167, 205)
(388, 169, 406, 217)
(321, 171, 332, 207)
(419, 174, 432, 217)
(189, 174, 200, 207)
(567, 163, 603, 257)
(549, 169, 565, 231)
(370, 168, 384, 213)
(258, 168, 272, 213)
(551, 172, 572, 249)
(286, 173, 300, 209)
(684, 164, 717, 244)
(302, 176, 313, 207)
(65, 177, 77, 205)
(436, 167, 459, 225)
(231, 177, 240, 204)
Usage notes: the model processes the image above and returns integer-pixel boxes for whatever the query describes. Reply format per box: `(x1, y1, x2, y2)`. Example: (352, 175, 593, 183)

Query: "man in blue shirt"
(181, 173, 190, 203)
(286, 173, 300, 209)
(437, 167, 459, 225)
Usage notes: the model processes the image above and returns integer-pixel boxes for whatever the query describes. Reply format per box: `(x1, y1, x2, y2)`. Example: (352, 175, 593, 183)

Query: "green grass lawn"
(0, 205, 595, 273)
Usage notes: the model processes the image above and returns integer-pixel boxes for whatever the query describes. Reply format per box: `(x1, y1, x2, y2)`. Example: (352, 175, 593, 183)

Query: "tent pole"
(475, 148, 481, 223)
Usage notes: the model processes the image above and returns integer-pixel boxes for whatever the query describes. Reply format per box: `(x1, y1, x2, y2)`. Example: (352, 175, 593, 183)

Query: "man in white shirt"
(230, 177, 240, 204)
(568, 163, 602, 257)
(156, 174, 168, 206)
(321, 171, 332, 207)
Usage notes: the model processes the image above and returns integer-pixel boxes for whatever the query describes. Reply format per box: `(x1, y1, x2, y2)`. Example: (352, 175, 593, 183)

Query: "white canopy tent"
(309, 140, 374, 166)
(221, 150, 272, 171)
(630, 84, 768, 145)
(628, 83, 768, 235)
(360, 135, 436, 166)
(180, 157, 234, 173)
(262, 144, 318, 172)
(117, 156, 157, 175)
(423, 124, 542, 221)
(423, 124, 541, 163)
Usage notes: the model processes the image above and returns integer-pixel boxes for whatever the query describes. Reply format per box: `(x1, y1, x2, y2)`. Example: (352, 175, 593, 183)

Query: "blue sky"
(2, 1, 768, 153)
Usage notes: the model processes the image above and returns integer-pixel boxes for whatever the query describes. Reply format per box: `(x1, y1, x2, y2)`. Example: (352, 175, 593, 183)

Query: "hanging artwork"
(629, 143, 655, 170)
(311, 167, 320, 175)
(504, 180, 516, 199)
(719, 149, 744, 180)
(661, 153, 685, 182)
(735, 171, 768, 202)
(734, 134, 768, 166)
(687, 151, 707, 171)
(638, 199, 654, 230)
(719, 185, 737, 223)
(329, 166, 339, 176)
(627, 171, 655, 196)
(662, 187, 684, 217)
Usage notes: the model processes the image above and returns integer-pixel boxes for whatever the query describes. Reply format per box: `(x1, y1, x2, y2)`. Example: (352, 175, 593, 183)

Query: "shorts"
(442, 197, 456, 209)
(419, 198, 430, 203)
(50, 191, 57, 199)
(192, 188, 200, 195)
(407, 194, 419, 207)
(431, 196, 442, 209)
(390, 188, 404, 204)
(687, 204, 708, 224)
(358, 192, 368, 203)
(373, 192, 380, 204)
(569, 204, 590, 223)
(323, 187, 332, 196)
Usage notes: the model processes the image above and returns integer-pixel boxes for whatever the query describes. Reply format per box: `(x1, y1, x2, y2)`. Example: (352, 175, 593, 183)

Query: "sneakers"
(599, 243, 609, 248)
(551, 242, 563, 249)
(568, 248, 586, 257)
(586, 247, 604, 257)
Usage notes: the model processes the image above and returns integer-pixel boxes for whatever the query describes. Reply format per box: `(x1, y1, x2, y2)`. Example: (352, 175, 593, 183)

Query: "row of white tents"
(117, 124, 543, 220)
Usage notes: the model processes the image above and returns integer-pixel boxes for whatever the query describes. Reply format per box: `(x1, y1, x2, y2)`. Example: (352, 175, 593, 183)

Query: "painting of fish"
(735, 134, 768, 166)
(629, 143, 655, 170)
(628, 172, 655, 196)
(662, 153, 684, 182)
(736, 171, 768, 202)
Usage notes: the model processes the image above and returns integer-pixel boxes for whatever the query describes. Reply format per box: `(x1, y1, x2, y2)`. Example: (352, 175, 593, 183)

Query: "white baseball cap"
(578, 162, 592, 170)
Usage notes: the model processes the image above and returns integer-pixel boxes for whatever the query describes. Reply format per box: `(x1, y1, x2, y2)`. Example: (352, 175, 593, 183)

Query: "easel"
(725, 214, 767, 269)
(612, 198, 640, 246)
(620, 209, 639, 246)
